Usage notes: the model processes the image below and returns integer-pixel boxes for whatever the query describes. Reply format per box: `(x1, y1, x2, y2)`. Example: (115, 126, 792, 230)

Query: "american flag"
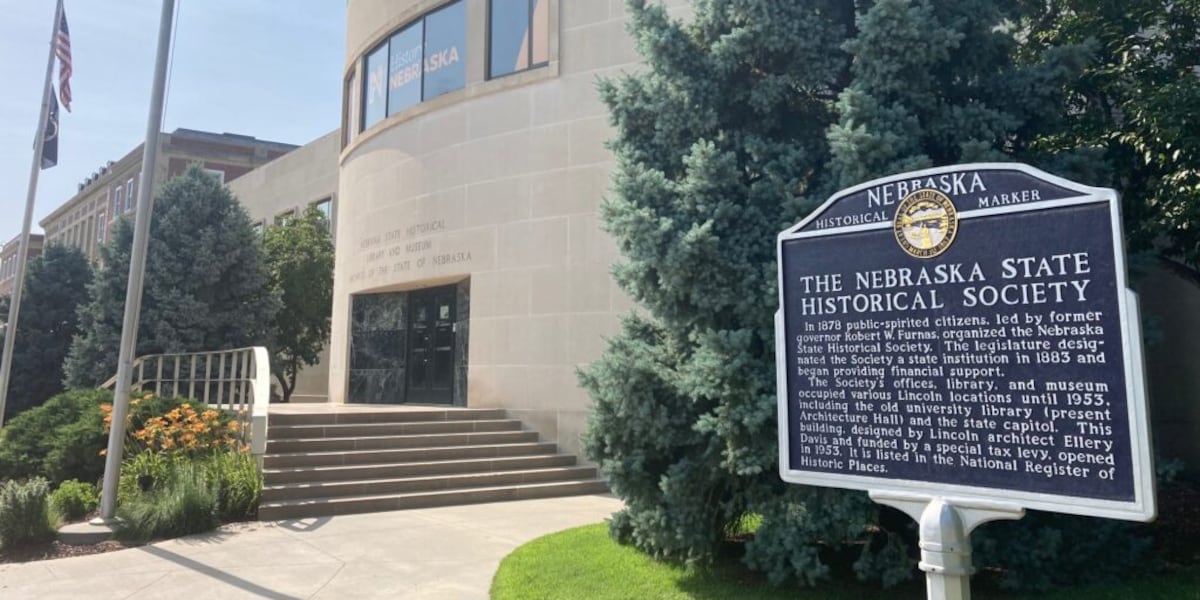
(56, 6, 72, 112)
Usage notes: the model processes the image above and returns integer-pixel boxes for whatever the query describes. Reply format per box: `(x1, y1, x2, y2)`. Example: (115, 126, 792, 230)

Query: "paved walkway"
(0, 494, 621, 600)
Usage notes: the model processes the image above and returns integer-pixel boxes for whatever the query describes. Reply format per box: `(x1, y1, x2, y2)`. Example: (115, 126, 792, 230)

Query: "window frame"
(274, 208, 298, 226)
(357, 0, 466, 134)
(486, 0, 550, 80)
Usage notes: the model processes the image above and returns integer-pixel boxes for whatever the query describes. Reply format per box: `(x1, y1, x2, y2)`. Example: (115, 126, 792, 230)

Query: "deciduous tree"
(262, 206, 334, 402)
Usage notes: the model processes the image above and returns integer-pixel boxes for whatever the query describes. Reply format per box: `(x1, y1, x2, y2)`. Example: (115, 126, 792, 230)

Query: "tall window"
(344, 71, 359, 147)
(127, 177, 136, 210)
(363, 44, 389, 129)
(424, 1, 467, 100)
(488, 0, 549, 78)
(312, 197, 333, 230)
(388, 25, 424, 115)
(97, 210, 106, 242)
(359, 1, 466, 133)
(114, 185, 126, 213)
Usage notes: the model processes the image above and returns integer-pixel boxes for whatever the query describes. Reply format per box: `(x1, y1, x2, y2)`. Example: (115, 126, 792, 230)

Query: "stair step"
(262, 454, 578, 484)
(258, 479, 611, 520)
(263, 442, 558, 469)
(267, 419, 522, 439)
(266, 430, 538, 453)
(261, 466, 598, 502)
(269, 408, 507, 427)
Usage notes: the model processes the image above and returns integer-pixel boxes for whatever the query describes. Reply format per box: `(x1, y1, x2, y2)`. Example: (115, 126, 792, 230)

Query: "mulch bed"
(0, 540, 131, 564)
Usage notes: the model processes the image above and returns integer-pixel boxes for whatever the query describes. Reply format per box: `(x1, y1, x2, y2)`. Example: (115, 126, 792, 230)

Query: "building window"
(363, 44, 389, 130)
(127, 178, 136, 210)
(274, 209, 297, 226)
(97, 210, 106, 242)
(359, 1, 466, 133)
(423, 1, 467, 100)
(311, 197, 333, 231)
(252, 220, 265, 237)
(343, 71, 358, 147)
(203, 169, 225, 185)
(114, 186, 126, 214)
(387, 24, 424, 115)
(488, 0, 549, 79)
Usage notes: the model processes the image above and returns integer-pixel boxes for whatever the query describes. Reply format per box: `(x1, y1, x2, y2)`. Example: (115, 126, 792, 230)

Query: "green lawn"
(490, 523, 1200, 600)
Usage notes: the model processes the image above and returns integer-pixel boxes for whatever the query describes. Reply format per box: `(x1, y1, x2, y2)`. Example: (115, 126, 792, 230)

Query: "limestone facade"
(331, 0, 688, 455)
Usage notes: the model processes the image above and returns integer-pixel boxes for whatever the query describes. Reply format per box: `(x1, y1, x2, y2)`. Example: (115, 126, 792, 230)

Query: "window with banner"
(388, 24, 424, 115)
(363, 44, 389, 129)
(423, 1, 466, 100)
(355, 1, 466, 134)
(488, 0, 549, 79)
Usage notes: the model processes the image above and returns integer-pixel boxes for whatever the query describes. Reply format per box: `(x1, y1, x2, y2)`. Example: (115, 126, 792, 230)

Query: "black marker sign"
(776, 163, 1155, 521)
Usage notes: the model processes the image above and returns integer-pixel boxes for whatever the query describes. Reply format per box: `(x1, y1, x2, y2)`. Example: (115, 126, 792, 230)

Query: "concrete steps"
(257, 407, 607, 520)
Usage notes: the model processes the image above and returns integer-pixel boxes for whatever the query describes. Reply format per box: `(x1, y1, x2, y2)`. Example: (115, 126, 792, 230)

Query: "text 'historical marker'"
(776, 163, 1154, 521)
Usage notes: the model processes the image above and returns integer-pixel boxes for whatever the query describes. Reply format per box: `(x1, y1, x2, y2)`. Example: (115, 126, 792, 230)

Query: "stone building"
(322, 0, 697, 459)
(226, 130, 340, 403)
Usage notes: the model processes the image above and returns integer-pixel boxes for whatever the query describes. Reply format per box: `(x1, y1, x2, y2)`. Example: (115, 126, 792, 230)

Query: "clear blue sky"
(0, 0, 346, 242)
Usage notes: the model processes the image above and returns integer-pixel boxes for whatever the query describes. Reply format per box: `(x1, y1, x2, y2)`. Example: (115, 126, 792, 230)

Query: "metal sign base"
(870, 491, 1024, 600)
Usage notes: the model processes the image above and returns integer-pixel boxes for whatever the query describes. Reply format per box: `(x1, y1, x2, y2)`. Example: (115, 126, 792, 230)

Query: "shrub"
(0, 389, 109, 484)
(48, 479, 100, 523)
(206, 451, 262, 521)
(115, 460, 218, 543)
(117, 450, 174, 505)
(0, 478, 55, 550)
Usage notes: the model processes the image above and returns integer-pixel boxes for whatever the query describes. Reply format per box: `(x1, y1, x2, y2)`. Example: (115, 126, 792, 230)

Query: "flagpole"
(96, 0, 176, 522)
(0, 0, 64, 429)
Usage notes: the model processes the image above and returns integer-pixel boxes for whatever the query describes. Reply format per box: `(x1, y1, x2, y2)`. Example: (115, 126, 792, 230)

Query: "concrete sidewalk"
(0, 494, 621, 600)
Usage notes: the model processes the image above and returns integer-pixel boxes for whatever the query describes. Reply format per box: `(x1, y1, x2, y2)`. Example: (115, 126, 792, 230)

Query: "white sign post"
(776, 164, 1156, 600)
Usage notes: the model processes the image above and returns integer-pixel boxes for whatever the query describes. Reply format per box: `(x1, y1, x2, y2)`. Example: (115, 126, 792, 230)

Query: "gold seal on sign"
(893, 189, 958, 258)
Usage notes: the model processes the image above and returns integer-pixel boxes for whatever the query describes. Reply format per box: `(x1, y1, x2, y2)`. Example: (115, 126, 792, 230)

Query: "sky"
(0, 0, 346, 243)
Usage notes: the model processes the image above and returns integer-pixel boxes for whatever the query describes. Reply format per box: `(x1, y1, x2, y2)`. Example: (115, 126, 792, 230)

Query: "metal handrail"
(100, 346, 270, 458)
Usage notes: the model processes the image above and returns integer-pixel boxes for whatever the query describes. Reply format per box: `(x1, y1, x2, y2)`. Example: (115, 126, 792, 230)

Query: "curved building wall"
(334, 0, 682, 454)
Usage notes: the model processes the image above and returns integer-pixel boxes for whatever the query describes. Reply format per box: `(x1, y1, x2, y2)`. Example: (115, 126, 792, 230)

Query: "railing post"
(172, 355, 181, 398)
(249, 347, 269, 460)
(187, 355, 196, 398)
(203, 354, 212, 404)
(216, 352, 226, 409)
(154, 355, 164, 396)
(239, 350, 250, 413)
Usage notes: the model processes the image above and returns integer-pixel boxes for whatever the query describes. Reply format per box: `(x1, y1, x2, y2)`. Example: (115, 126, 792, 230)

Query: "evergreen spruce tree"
(0, 245, 92, 419)
(65, 165, 279, 388)
(584, 0, 1095, 587)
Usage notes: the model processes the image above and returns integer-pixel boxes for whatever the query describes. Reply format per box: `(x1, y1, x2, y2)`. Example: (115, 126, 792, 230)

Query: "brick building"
(0, 234, 44, 297)
(39, 128, 297, 262)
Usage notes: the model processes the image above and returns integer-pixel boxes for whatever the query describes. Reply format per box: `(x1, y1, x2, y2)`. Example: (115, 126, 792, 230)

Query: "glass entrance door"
(406, 285, 457, 404)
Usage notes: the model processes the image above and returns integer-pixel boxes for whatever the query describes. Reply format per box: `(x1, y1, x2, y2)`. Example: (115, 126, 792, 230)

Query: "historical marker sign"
(776, 163, 1155, 522)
